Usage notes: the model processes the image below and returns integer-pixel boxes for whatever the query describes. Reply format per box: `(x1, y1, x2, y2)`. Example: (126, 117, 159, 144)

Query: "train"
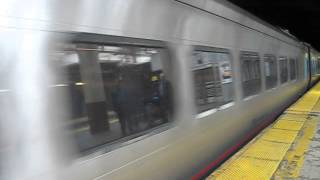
(1, 0, 320, 179)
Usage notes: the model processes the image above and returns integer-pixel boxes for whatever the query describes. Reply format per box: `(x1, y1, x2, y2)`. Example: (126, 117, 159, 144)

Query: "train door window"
(263, 54, 277, 89)
(317, 59, 320, 74)
(240, 51, 261, 98)
(304, 52, 309, 80)
(311, 59, 314, 75)
(192, 47, 233, 113)
(311, 57, 317, 76)
(289, 58, 297, 80)
(279, 57, 288, 84)
(314, 58, 320, 75)
(51, 34, 174, 153)
(316, 59, 318, 74)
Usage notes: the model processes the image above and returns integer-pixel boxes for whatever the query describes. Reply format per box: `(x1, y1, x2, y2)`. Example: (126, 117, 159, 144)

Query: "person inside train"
(158, 73, 173, 123)
(111, 72, 144, 135)
(145, 72, 172, 127)
(111, 77, 130, 135)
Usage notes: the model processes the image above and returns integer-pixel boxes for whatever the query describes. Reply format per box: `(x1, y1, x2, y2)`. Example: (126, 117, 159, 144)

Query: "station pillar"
(77, 44, 109, 134)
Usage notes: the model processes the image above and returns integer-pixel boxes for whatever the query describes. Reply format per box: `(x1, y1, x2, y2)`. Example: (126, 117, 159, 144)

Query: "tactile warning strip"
(311, 98, 320, 113)
(207, 83, 320, 180)
(261, 128, 298, 144)
(212, 157, 279, 179)
(274, 117, 318, 178)
(241, 140, 290, 161)
(273, 120, 304, 131)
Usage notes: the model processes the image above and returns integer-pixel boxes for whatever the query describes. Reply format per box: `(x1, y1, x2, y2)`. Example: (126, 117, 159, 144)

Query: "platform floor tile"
(211, 157, 279, 180)
(207, 83, 320, 180)
(272, 119, 304, 131)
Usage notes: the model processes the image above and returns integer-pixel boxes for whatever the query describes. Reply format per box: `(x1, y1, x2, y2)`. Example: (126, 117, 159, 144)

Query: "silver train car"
(1, 0, 320, 179)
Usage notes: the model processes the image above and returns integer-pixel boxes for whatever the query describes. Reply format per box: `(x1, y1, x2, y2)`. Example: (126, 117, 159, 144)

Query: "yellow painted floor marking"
(207, 83, 320, 180)
(288, 91, 320, 112)
(273, 120, 304, 131)
(288, 100, 318, 112)
(242, 140, 290, 161)
(261, 129, 298, 144)
(281, 114, 308, 118)
(211, 157, 279, 180)
(284, 110, 311, 115)
(311, 99, 320, 113)
(280, 114, 308, 122)
(208, 127, 300, 179)
(273, 117, 318, 179)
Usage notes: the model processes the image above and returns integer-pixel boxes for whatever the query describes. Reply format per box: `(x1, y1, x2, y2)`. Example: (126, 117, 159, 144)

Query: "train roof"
(175, 0, 304, 47)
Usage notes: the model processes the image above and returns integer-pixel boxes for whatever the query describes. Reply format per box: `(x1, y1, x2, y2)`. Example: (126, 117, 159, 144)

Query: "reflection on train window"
(304, 53, 309, 79)
(52, 41, 173, 152)
(311, 59, 314, 75)
(240, 51, 261, 98)
(289, 58, 297, 80)
(311, 58, 318, 76)
(192, 49, 233, 113)
(317, 59, 320, 74)
(279, 57, 288, 84)
(264, 54, 277, 89)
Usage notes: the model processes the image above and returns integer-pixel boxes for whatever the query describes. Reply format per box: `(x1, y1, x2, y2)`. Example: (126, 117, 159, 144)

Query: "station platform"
(207, 83, 320, 179)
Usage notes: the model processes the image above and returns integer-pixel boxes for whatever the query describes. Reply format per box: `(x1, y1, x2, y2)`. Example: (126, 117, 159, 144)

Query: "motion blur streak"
(0, 0, 320, 180)
(0, 31, 71, 180)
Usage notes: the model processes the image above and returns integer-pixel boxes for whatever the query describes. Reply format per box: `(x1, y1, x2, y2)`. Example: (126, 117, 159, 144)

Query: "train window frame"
(240, 51, 262, 99)
(289, 58, 297, 81)
(311, 57, 319, 76)
(311, 57, 316, 76)
(55, 33, 176, 155)
(263, 54, 278, 90)
(192, 46, 235, 116)
(317, 58, 320, 74)
(279, 56, 289, 84)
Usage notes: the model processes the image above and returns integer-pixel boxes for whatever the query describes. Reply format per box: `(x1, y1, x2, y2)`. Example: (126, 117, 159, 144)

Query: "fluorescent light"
(75, 82, 85, 86)
(0, 89, 10, 93)
(49, 84, 68, 87)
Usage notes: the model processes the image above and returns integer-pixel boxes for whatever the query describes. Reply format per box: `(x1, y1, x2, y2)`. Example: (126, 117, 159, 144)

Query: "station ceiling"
(227, 0, 320, 50)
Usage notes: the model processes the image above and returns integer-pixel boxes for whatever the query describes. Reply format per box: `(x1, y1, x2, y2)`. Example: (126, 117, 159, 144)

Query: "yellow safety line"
(207, 83, 320, 180)
(273, 116, 318, 179)
(311, 99, 320, 113)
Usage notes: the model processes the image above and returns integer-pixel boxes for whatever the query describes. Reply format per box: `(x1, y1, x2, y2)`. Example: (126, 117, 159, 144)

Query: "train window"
(192, 47, 233, 113)
(304, 53, 309, 79)
(316, 60, 318, 74)
(289, 58, 297, 80)
(51, 35, 174, 153)
(263, 54, 277, 89)
(311, 57, 317, 76)
(317, 59, 320, 74)
(311, 58, 319, 75)
(311, 59, 314, 76)
(279, 57, 288, 84)
(240, 51, 261, 98)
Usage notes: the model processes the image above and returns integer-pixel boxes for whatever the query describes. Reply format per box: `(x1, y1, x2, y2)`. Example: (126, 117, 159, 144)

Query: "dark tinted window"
(240, 51, 261, 98)
(52, 37, 174, 152)
(304, 52, 309, 79)
(311, 58, 319, 76)
(279, 57, 288, 83)
(264, 54, 277, 89)
(317, 59, 320, 74)
(289, 58, 297, 80)
(192, 49, 233, 113)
